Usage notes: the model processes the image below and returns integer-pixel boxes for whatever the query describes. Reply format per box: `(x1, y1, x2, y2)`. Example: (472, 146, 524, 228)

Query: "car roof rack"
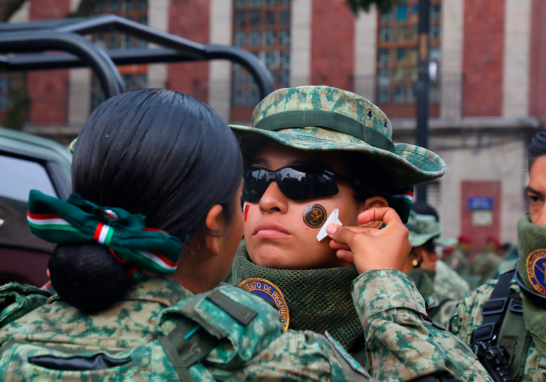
(0, 15, 274, 101)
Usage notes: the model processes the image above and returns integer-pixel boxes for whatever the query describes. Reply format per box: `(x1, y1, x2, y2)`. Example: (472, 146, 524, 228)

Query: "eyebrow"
(288, 159, 335, 171)
(527, 186, 543, 197)
(251, 158, 269, 166)
(250, 158, 335, 171)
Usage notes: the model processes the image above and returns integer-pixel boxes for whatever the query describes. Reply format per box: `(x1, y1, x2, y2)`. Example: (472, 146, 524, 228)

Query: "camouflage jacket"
(0, 276, 373, 381)
(449, 248, 471, 277)
(435, 260, 470, 301)
(472, 250, 503, 284)
(353, 270, 491, 381)
(0, 271, 492, 381)
(449, 279, 545, 381)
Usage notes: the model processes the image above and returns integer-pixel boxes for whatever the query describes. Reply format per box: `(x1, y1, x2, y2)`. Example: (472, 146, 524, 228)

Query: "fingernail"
(327, 224, 338, 235)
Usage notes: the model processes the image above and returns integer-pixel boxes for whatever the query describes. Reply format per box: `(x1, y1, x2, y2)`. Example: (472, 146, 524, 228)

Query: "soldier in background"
(448, 129, 546, 382)
(472, 235, 503, 284)
(449, 234, 472, 277)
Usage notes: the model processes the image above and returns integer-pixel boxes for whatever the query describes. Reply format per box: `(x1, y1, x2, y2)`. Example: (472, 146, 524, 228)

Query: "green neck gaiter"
(407, 268, 435, 301)
(516, 215, 546, 358)
(232, 245, 362, 350)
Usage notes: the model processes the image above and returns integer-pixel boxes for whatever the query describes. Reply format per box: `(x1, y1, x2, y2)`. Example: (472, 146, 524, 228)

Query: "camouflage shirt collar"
(124, 275, 192, 307)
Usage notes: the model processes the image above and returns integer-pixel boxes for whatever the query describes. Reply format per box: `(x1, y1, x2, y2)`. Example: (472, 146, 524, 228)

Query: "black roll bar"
(0, 15, 275, 99)
(0, 32, 124, 98)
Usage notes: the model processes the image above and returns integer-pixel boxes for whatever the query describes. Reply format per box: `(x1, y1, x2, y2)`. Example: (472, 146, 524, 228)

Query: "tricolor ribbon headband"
(388, 186, 414, 224)
(27, 190, 183, 276)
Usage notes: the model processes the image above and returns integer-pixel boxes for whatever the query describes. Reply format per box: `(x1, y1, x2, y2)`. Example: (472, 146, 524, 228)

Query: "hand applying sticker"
(326, 207, 411, 274)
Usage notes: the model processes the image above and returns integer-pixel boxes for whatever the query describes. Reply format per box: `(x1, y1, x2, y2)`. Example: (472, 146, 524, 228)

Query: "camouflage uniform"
(449, 245, 471, 277)
(0, 273, 491, 381)
(229, 87, 491, 381)
(405, 211, 463, 324)
(471, 249, 503, 284)
(448, 216, 546, 381)
(435, 260, 470, 301)
(448, 280, 546, 382)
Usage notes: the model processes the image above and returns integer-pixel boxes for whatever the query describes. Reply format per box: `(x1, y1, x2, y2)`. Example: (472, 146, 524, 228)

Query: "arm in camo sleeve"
(352, 269, 493, 382)
(448, 281, 497, 344)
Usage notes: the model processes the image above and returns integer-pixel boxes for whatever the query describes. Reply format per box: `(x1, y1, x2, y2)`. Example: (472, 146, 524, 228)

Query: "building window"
(375, 0, 441, 113)
(90, 0, 149, 110)
(231, 0, 292, 119)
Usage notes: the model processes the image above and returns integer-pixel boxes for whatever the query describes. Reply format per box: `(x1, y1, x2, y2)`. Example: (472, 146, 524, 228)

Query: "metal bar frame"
(0, 15, 274, 99)
(0, 32, 124, 98)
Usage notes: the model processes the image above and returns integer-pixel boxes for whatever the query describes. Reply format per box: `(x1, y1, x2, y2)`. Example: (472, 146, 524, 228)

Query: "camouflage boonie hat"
(406, 211, 457, 248)
(230, 86, 446, 188)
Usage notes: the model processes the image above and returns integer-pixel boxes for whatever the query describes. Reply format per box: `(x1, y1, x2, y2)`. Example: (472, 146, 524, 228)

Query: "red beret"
(458, 234, 472, 243)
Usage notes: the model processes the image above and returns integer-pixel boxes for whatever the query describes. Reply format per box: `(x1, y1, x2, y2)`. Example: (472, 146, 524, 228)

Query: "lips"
(253, 221, 291, 239)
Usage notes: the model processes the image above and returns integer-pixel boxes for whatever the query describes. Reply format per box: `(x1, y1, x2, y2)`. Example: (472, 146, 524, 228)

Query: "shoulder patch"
(526, 249, 546, 296)
(239, 278, 289, 331)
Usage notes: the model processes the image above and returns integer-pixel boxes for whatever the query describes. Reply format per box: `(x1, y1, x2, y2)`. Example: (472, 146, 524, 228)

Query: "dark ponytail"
(50, 89, 242, 312)
(529, 130, 546, 168)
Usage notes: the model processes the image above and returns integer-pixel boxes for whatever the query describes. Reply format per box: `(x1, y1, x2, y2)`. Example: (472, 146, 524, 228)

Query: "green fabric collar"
(255, 110, 396, 153)
(231, 245, 362, 350)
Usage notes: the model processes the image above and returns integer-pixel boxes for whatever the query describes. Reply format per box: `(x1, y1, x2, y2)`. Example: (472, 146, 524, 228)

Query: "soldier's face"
(528, 156, 546, 225)
(243, 141, 370, 270)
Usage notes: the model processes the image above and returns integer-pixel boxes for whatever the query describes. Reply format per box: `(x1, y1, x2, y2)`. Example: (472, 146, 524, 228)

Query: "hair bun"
(49, 243, 131, 312)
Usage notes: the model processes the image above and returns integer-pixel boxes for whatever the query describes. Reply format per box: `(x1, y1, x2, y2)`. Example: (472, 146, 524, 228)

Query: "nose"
(259, 181, 289, 215)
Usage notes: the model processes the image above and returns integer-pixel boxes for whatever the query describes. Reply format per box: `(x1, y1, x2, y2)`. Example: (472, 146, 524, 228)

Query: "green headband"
(27, 190, 183, 275)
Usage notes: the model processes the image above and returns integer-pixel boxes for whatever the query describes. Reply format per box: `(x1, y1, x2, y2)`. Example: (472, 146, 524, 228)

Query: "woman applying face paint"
(230, 86, 492, 382)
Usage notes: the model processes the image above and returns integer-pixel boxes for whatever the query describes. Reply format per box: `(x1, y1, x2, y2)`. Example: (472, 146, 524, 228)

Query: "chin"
(250, 245, 335, 270)
(249, 244, 302, 270)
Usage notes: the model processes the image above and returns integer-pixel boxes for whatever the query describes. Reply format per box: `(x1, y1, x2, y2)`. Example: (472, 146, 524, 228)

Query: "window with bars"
(375, 1, 441, 109)
(90, 0, 149, 110)
(231, 0, 291, 120)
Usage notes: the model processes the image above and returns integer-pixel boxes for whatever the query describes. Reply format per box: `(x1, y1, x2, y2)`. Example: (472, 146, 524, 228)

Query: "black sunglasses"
(242, 165, 360, 202)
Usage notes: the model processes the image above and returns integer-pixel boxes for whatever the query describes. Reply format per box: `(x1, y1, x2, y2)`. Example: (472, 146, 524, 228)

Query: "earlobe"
(360, 196, 389, 228)
(409, 249, 422, 264)
(204, 204, 225, 256)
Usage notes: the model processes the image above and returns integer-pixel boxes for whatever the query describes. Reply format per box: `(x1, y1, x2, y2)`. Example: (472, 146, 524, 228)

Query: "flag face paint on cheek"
(243, 203, 250, 222)
(303, 204, 327, 228)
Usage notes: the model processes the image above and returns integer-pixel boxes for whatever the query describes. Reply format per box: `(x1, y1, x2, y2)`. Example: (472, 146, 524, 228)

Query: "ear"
(409, 247, 422, 264)
(359, 196, 389, 228)
(204, 204, 225, 256)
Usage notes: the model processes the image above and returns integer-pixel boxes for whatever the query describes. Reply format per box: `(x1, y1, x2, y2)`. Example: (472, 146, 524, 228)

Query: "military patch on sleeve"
(526, 249, 546, 296)
(239, 278, 289, 331)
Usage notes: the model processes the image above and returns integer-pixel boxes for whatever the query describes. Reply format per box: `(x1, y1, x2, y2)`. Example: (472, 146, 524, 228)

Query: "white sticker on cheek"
(317, 209, 343, 241)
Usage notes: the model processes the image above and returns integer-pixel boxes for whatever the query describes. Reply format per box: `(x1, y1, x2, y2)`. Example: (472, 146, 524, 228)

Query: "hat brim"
(434, 237, 458, 248)
(409, 233, 435, 248)
(230, 124, 446, 188)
